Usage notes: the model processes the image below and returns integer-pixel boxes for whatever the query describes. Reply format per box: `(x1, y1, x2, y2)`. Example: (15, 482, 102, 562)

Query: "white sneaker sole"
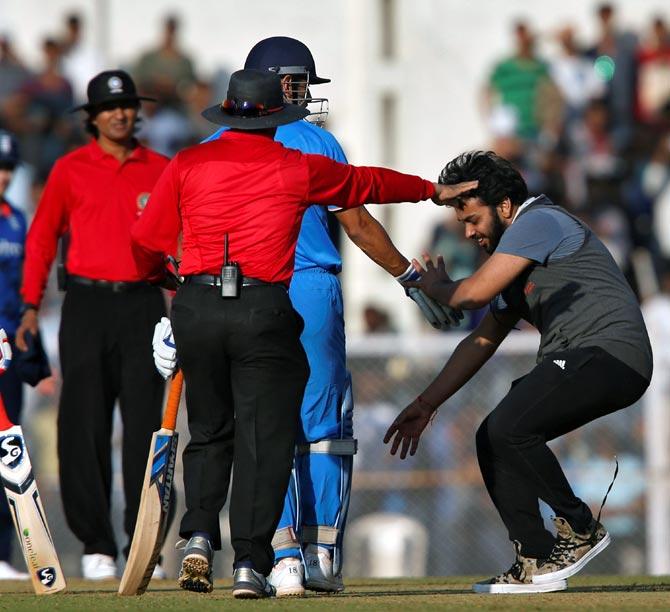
(274, 584, 305, 597)
(473, 579, 567, 594)
(533, 533, 611, 584)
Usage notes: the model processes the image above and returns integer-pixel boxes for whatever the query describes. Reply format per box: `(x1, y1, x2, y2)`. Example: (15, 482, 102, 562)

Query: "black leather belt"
(184, 274, 286, 289)
(68, 275, 152, 293)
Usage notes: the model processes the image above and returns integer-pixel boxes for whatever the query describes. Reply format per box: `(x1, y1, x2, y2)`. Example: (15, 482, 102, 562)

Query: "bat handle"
(161, 370, 183, 431)
(0, 394, 12, 430)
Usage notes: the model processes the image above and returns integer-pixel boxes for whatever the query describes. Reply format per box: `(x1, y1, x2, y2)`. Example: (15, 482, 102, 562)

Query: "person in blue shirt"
(0, 130, 29, 580)
(153, 37, 461, 597)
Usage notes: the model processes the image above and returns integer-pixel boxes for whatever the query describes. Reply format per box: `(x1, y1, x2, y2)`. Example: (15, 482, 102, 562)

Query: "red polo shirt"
(131, 131, 434, 285)
(21, 140, 169, 307)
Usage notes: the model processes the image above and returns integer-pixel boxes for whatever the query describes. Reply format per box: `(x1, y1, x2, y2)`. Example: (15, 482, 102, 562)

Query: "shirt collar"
(88, 138, 147, 163)
(511, 195, 542, 224)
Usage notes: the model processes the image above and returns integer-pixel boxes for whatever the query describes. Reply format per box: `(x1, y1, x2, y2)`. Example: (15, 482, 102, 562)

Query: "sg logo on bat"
(0, 435, 24, 469)
(37, 566, 57, 587)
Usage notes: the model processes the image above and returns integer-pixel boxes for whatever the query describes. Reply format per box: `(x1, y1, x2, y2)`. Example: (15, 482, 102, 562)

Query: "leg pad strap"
(302, 525, 339, 545)
(297, 439, 358, 456)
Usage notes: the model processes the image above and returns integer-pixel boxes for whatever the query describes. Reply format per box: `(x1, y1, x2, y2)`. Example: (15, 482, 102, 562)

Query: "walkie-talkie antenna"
(224, 233, 229, 265)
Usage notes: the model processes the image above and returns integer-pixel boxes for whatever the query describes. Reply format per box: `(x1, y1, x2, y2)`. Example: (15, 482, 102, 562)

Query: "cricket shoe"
(177, 536, 213, 593)
(304, 544, 344, 593)
(232, 567, 276, 599)
(269, 556, 305, 597)
(0, 561, 29, 580)
(82, 553, 117, 580)
(533, 517, 610, 584)
(473, 541, 567, 594)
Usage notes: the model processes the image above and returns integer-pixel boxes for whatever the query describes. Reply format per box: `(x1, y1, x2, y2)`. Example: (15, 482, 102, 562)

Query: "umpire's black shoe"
(232, 567, 276, 599)
(177, 536, 213, 593)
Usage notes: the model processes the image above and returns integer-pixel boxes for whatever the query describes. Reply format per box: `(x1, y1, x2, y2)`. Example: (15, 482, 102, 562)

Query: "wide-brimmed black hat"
(70, 69, 156, 113)
(201, 69, 309, 130)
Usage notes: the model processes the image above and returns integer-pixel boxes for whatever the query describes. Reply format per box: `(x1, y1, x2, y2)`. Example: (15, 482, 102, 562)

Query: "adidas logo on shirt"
(553, 359, 566, 370)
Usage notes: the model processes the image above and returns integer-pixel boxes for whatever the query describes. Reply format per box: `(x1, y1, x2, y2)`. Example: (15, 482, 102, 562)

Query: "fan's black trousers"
(476, 346, 649, 559)
(173, 283, 308, 577)
(58, 282, 166, 558)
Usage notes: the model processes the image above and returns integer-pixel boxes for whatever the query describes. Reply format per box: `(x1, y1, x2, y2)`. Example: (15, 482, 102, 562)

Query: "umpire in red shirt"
(16, 70, 171, 580)
(131, 69, 475, 598)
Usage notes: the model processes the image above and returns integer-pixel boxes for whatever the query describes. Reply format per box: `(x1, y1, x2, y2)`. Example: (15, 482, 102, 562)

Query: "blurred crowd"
(4, 6, 670, 333)
(0, 12, 219, 217)
(427, 3, 670, 326)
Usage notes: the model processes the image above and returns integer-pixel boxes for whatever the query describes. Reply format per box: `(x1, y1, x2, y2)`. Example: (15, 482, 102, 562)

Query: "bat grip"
(161, 370, 183, 431)
(0, 394, 12, 430)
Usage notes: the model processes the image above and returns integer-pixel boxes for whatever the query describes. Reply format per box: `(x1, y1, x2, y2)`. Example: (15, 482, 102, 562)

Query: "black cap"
(70, 69, 156, 113)
(245, 36, 330, 84)
(201, 69, 309, 130)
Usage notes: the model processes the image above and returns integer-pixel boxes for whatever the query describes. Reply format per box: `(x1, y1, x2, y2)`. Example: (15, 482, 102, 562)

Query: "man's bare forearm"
(336, 207, 408, 276)
(420, 333, 498, 408)
(419, 311, 516, 408)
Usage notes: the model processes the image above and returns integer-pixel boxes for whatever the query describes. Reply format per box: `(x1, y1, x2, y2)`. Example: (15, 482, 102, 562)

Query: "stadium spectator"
(133, 15, 196, 107)
(0, 35, 32, 111)
(586, 3, 638, 146)
(59, 13, 104, 105)
(561, 98, 625, 210)
(550, 26, 605, 127)
(17, 38, 76, 177)
(485, 21, 557, 141)
(637, 16, 670, 124)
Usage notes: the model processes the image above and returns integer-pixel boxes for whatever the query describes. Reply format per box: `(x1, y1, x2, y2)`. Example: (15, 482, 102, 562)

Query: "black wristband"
(21, 303, 38, 315)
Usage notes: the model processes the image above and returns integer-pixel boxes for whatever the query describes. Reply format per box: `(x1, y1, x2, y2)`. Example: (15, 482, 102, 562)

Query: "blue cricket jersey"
(0, 200, 27, 335)
(205, 120, 347, 273)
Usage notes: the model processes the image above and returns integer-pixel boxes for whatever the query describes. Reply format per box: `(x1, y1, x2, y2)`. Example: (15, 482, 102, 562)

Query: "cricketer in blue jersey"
(153, 37, 461, 597)
(0, 129, 29, 579)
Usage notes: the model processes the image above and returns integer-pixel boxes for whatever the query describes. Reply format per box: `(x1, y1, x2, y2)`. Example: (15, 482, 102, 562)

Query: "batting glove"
(152, 317, 177, 379)
(0, 329, 12, 375)
(396, 265, 463, 329)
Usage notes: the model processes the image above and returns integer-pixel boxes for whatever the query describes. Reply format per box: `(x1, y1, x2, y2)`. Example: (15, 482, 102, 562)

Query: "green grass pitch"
(0, 576, 669, 610)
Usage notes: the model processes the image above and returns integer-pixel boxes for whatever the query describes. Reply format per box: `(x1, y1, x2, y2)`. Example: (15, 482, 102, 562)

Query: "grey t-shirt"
(496, 206, 585, 264)
(490, 197, 652, 381)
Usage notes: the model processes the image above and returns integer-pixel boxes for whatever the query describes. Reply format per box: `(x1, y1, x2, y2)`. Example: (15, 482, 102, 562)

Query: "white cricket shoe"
(269, 557, 304, 597)
(152, 563, 167, 580)
(82, 553, 117, 580)
(304, 544, 344, 593)
(0, 561, 29, 580)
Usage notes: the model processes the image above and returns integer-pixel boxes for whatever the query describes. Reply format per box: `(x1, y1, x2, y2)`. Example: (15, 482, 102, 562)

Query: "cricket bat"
(119, 370, 183, 595)
(0, 395, 66, 594)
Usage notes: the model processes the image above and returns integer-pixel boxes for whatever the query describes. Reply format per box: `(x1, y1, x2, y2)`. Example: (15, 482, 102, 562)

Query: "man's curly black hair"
(438, 151, 528, 208)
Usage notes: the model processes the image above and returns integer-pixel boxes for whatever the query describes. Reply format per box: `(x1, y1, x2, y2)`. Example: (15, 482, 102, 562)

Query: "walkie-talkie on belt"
(220, 233, 241, 298)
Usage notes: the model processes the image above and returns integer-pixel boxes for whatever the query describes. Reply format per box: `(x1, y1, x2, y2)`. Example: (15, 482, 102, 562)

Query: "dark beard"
(485, 212, 507, 254)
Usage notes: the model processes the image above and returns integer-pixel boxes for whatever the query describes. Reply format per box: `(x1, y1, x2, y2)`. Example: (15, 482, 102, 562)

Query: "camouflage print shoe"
(473, 541, 567, 594)
(533, 517, 610, 584)
(177, 536, 214, 593)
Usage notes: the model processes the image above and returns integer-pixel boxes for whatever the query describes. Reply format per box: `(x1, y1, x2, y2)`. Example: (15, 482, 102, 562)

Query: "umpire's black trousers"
(475, 346, 649, 559)
(58, 283, 166, 558)
(173, 283, 309, 576)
